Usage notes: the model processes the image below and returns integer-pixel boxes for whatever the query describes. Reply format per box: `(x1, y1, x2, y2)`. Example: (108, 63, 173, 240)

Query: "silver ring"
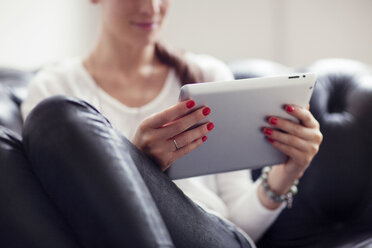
(173, 139, 180, 151)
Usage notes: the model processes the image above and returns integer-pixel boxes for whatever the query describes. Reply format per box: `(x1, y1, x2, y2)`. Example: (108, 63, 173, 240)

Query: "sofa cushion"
(0, 68, 34, 134)
(0, 68, 34, 103)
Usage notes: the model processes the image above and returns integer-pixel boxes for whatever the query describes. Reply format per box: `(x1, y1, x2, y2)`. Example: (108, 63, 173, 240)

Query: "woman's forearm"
(257, 164, 300, 210)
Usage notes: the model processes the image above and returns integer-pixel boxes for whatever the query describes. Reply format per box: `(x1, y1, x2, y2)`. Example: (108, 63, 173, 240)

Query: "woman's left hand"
(259, 104, 323, 209)
(264, 104, 323, 177)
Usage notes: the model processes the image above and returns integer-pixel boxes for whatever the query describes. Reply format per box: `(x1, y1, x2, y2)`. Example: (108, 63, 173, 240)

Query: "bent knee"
(25, 95, 104, 124)
(22, 95, 110, 142)
(28, 95, 98, 120)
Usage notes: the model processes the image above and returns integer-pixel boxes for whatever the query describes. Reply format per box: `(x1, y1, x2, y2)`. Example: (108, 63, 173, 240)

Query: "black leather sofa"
(1, 59, 372, 247)
(229, 59, 372, 247)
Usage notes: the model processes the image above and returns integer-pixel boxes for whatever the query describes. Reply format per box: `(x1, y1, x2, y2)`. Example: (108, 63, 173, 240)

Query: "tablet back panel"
(166, 73, 317, 179)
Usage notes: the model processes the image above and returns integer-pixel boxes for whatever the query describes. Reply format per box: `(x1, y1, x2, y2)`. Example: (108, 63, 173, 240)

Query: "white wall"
(283, 0, 372, 66)
(162, 0, 372, 67)
(0, 0, 99, 70)
(0, 0, 371, 69)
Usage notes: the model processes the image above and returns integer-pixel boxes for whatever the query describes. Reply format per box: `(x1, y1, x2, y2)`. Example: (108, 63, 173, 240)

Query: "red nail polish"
(267, 137, 275, 143)
(286, 105, 294, 112)
(203, 107, 211, 116)
(202, 136, 208, 142)
(186, 100, 195, 109)
(269, 117, 278, 125)
(264, 128, 273, 136)
(207, 122, 214, 131)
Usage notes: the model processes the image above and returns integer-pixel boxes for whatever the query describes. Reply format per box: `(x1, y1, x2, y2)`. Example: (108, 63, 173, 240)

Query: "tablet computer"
(165, 73, 317, 180)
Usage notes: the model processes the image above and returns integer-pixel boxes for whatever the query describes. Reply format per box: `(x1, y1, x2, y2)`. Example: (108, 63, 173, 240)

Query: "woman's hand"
(259, 104, 323, 209)
(131, 100, 214, 171)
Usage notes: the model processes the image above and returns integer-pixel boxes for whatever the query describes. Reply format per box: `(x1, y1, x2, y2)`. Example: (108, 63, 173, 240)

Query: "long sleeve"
(21, 64, 75, 121)
(21, 59, 96, 121)
(21, 72, 55, 121)
(216, 170, 285, 242)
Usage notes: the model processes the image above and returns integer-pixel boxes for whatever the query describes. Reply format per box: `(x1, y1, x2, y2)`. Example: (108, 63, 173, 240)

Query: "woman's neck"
(86, 28, 158, 75)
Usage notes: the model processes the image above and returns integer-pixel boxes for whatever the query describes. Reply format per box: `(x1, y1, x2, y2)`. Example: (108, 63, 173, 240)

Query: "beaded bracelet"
(260, 166, 299, 208)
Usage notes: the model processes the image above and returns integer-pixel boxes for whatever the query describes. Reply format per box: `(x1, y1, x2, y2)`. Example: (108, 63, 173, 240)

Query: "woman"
(21, 0, 323, 247)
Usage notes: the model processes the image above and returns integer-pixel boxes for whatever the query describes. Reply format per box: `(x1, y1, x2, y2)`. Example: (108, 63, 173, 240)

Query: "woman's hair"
(155, 42, 204, 86)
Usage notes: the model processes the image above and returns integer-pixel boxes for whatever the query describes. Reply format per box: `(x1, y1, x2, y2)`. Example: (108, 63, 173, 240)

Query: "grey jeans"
(22, 95, 253, 248)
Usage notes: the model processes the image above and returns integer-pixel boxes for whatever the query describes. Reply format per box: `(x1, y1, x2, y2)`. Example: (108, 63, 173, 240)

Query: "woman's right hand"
(131, 100, 214, 171)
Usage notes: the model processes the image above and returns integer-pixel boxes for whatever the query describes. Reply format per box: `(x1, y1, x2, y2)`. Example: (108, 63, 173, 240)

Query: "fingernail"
(267, 137, 275, 143)
(203, 107, 211, 116)
(186, 100, 195, 109)
(286, 105, 294, 112)
(207, 122, 214, 131)
(269, 117, 278, 125)
(264, 128, 273, 136)
(202, 136, 208, 142)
